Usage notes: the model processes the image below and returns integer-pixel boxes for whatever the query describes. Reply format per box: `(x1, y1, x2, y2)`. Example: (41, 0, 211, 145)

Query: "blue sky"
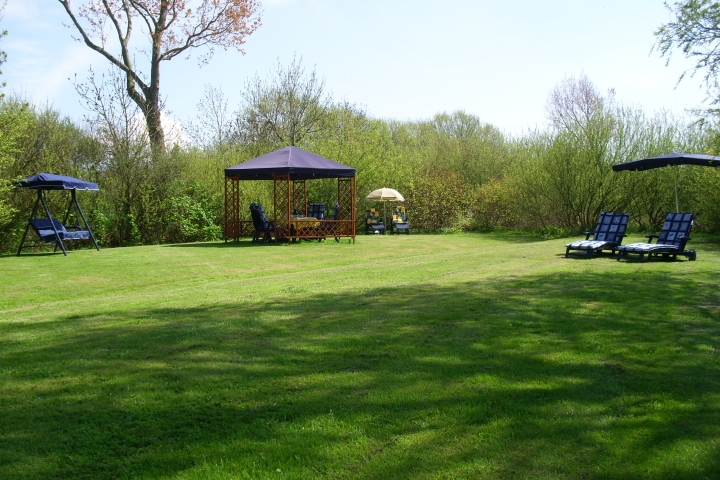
(2, 0, 709, 135)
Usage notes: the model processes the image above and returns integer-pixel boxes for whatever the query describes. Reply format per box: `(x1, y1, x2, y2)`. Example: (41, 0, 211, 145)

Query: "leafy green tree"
(655, 0, 720, 106)
(412, 111, 510, 186)
(503, 76, 700, 233)
(0, 102, 32, 231)
(530, 76, 623, 230)
(405, 167, 472, 231)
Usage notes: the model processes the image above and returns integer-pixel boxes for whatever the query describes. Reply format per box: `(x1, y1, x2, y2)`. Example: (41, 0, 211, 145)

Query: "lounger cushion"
(617, 241, 685, 253)
(565, 240, 615, 250)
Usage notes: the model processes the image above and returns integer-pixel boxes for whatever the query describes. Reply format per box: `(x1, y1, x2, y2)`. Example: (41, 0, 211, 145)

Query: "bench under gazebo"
(224, 146, 357, 243)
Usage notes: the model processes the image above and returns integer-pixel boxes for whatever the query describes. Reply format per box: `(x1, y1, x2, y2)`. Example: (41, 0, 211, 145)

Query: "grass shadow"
(1, 269, 719, 478)
(163, 240, 265, 248)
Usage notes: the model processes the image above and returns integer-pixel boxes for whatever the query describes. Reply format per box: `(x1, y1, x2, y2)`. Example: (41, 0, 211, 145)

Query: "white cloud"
(162, 112, 188, 148)
(5, 0, 39, 20)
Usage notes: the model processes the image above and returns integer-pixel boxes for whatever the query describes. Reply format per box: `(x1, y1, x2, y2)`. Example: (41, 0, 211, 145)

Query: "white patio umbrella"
(364, 187, 405, 228)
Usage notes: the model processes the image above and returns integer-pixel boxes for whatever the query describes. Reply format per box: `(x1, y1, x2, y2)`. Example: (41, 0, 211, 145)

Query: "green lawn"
(1, 233, 719, 479)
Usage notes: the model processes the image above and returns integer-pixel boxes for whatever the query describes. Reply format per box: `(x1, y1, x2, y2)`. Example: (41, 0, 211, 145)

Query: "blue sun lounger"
(616, 212, 696, 261)
(565, 212, 629, 258)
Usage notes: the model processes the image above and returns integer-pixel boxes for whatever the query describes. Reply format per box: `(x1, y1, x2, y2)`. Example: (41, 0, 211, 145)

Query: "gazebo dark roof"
(224, 146, 356, 180)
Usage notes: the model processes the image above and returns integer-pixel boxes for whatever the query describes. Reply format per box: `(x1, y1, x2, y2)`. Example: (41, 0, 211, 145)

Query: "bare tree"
(186, 84, 232, 148)
(235, 56, 330, 149)
(76, 66, 151, 244)
(58, 0, 261, 157)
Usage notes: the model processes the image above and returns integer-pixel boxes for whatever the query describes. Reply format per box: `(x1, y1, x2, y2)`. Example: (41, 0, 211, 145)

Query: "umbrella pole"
(674, 166, 680, 213)
(383, 202, 387, 231)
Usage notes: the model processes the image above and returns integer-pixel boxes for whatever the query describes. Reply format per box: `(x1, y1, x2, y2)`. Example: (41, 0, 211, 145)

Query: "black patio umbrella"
(612, 152, 720, 212)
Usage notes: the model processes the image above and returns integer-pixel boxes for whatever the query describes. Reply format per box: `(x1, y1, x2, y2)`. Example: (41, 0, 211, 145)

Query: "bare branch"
(57, 0, 261, 157)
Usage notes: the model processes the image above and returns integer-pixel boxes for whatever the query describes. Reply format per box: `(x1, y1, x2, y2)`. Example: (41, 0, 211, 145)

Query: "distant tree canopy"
(58, 0, 261, 157)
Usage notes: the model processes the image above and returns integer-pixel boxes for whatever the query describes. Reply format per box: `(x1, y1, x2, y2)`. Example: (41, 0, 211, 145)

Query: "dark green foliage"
(163, 183, 223, 243)
(406, 167, 473, 231)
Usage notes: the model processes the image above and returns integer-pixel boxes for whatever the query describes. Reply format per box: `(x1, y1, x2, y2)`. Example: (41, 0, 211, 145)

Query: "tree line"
(1, 61, 720, 253)
(2, 0, 720, 251)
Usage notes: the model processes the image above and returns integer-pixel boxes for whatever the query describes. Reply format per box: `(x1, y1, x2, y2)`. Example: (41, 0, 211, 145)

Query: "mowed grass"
(1, 233, 720, 479)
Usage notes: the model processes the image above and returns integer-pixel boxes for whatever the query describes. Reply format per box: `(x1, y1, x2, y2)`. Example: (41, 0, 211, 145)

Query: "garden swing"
(16, 173, 100, 256)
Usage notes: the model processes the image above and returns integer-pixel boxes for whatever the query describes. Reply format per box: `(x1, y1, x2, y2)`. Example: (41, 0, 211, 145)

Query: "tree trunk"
(146, 13, 166, 159)
(145, 100, 166, 158)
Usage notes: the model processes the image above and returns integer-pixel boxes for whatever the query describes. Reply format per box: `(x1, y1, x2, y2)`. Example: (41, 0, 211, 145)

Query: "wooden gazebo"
(224, 146, 357, 243)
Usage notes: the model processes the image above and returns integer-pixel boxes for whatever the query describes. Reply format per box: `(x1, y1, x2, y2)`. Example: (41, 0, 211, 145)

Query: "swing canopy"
(17, 173, 99, 191)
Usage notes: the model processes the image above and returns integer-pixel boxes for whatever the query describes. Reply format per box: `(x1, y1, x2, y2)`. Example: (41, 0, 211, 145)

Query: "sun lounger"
(616, 212, 696, 261)
(565, 212, 629, 258)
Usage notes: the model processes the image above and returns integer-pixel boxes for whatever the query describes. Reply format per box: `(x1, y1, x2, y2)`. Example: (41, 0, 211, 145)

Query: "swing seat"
(29, 218, 91, 242)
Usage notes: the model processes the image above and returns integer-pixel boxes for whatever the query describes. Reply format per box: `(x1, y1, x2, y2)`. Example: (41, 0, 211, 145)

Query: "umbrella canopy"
(364, 187, 405, 230)
(612, 152, 720, 212)
(17, 173, 99, 191)
(364, 187, 405, 202)
(612, 152, 720, 172)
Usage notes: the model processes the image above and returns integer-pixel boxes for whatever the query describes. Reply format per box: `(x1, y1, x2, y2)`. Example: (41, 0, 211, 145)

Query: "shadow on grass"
(1, 252, 64, 258)
(2, 246, 101, 258)
(164, 239, 346, 248)
(466, 231, 549, 244)
(1, 270, 719, 478)
(163, 239, 266, 249)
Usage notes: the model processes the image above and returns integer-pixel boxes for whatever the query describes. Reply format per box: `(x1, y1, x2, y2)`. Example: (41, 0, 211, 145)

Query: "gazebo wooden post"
(336, 175, 357, 243)
(273, 174, 291, 243)
(224, 175, 240, 242)
(223, 176, 228, 242)
(352, 175, 356, 243)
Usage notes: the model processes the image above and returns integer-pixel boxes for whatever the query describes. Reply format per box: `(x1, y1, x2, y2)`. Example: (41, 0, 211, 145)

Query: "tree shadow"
(467, 231, 549, 244)
(1, 252, 64, 258)
(1, 270, 719, 478)
(163, 240, 264, 248)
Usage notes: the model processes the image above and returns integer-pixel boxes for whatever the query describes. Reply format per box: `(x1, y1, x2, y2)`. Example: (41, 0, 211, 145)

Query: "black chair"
(391, 205, 410, 235)
(308, 203, 325, 220)
(565, 212, 629, 258)
(365, 207, 385, 234)
(616, 212, 696, 261)
(249, 203, 274, 243)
